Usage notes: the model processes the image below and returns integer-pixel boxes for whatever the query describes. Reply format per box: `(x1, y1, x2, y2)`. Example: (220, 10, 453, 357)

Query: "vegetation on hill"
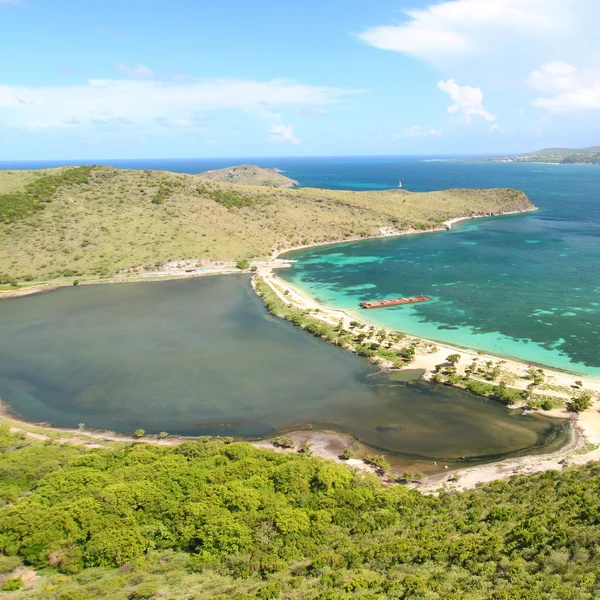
(1, 424, 600, 599)
(0, 166, 93, 224)
(199, 164, 299, 188)
(561, 153, 600, 165)
(0, 166, 533, 283)
(515, 146, 600, 164)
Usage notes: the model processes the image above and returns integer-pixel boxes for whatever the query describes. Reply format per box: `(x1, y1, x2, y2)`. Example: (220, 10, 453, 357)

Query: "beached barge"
(360, 295, 430, 309)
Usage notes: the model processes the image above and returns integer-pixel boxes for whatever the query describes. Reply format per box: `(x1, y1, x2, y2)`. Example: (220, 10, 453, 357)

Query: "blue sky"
(1, 0, 600, 159)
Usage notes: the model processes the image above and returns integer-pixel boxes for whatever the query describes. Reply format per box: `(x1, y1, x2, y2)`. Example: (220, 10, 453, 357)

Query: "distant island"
(464, 146, 600, 165)
(199, 164, 299, 187)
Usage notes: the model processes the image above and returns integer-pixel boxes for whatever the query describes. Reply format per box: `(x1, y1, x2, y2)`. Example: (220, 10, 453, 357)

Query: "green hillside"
(521, 146, 600, 159)
(199, 164, 298, 187)
(0, 166, 533, 283)
(0, 424, 599, 599)
(561, 153, 600, 165)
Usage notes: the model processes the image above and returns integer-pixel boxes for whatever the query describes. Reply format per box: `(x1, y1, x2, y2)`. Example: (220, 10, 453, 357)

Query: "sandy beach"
(255, 269, 600, 490)
(253, 210, 600, 490)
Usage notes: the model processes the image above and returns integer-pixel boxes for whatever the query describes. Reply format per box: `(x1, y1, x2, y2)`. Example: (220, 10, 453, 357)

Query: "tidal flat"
(0, 276, 568, 470)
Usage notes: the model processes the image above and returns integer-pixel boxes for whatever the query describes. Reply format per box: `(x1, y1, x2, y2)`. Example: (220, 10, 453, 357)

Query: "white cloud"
(268, 124, 300, 144)
(528, 62, 600, 112)
(358, 0, 578, 65)
(437, 79, 495, 122)
(489, 124, 505, 133)
(0, 77, 360, 132)
(528, 61, 579, 91)
(393, 125, 442, 139)
(115, 64, 155, 80)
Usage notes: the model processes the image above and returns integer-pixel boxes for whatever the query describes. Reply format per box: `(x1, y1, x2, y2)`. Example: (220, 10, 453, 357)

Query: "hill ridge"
(0, 166, 534, 283)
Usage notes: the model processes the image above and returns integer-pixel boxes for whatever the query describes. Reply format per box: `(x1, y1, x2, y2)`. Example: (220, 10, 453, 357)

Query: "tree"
(157, 431, 169, 439)
(236, 259, 249, 270)
(133, 429, 145, 439)
(299, 443, 313, 456)
(446, 353, 461, 366)
(575, 380, 583, 388)
(340, 447, 354, 460)
(526, 368, 545, 386)
(364, 455, 390, 475)
(272, 436, 294, 449)
(567, 391, 593, 413)
(372, 456, 390, 475)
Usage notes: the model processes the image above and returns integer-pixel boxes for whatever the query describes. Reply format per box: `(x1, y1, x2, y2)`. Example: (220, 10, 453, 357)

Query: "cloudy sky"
(1, 0, 600, 159)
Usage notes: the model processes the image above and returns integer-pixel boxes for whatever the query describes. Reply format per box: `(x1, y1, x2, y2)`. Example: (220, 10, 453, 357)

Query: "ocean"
(3, 156, 600, 375)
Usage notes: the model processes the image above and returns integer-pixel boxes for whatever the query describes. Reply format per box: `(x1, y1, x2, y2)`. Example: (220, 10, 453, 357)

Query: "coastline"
(0, 404, 377, 478)
(255, 272, 600, 490)
(5, 206, 600, 490)
(270, 208, 538, 260)
(259, 270, 600, 394)
(0, 209, 535, 301)
(2, 393, 597, 494)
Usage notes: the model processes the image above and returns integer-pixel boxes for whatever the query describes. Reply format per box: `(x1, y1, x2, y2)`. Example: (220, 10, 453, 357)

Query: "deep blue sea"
(3, 156, 600, 376)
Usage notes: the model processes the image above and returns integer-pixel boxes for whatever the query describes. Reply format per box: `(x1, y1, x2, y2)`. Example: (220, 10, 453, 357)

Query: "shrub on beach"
(567, 391, 593, 413)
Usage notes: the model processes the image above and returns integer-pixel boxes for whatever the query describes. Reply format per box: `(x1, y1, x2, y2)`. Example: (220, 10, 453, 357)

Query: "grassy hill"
(0, 166, 533, 282)
(199, 164, 298, 187)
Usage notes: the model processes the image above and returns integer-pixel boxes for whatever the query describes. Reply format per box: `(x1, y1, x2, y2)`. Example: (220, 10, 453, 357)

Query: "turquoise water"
(0, 277, 567, 466)
(278, 160, 600, 376)
(17, 155, 593, 375)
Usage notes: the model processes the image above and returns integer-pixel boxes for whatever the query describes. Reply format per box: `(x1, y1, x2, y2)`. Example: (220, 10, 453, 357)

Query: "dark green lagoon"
(0, 276, 568, 465)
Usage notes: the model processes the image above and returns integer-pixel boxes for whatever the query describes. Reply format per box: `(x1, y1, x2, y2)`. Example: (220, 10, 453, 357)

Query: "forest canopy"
(1, 424, 600, 599)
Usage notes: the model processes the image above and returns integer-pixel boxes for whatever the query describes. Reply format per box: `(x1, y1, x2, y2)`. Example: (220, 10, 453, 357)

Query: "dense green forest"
(0, 424, 599, 599)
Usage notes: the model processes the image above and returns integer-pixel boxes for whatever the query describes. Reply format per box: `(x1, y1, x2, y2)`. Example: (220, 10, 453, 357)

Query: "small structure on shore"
(360, 295, 431, 309)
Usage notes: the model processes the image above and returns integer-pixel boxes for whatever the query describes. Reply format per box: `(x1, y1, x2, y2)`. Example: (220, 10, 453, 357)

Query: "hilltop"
(0, 165, 534, 282)
(199, 164, 298, 187)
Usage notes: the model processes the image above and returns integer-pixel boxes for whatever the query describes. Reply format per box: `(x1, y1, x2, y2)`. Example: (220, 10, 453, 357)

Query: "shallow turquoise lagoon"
(279, 161, 600, 377)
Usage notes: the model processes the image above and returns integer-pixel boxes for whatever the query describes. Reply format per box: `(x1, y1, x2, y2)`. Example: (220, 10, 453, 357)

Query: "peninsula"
(0, 165, 533, 284)
(463, 145, 600, 164)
